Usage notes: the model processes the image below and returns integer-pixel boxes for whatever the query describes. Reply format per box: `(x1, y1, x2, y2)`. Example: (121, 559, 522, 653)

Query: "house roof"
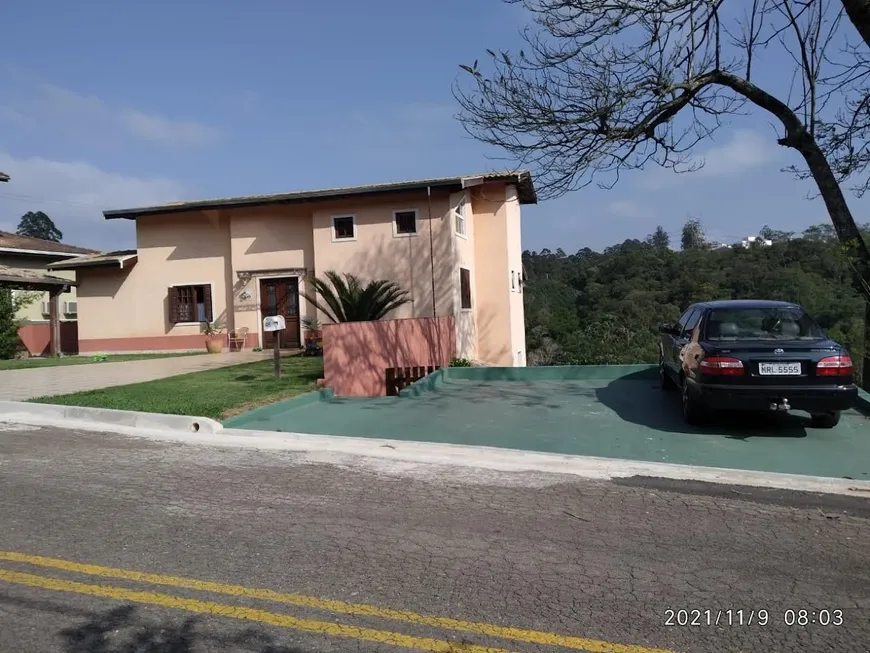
(103, 170, 538, 220)
(49, 250, 138, 271)
(0, 263, 77, 290)
(0, 230, 99, 257)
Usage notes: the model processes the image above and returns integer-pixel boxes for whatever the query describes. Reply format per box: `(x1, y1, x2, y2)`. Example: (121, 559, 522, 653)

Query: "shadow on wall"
(234, 205, 315, 257)
(17, 321, 79, 355)
(76, 268, 129, 299)
(323, 316, 455, 396)
(315, 215, 457, 397)
(340, 216, 454, 321)
(315, 221, 508, 376)
(0, 599, 312, 652)
(136, 212, 229, 262)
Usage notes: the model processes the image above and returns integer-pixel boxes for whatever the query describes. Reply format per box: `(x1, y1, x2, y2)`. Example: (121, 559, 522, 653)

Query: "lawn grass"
(0, 351, 206, 370)
(28, 355, 324, 420)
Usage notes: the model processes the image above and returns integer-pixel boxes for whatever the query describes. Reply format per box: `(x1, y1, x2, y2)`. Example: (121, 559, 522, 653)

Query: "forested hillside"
(522, 221, 866, 379)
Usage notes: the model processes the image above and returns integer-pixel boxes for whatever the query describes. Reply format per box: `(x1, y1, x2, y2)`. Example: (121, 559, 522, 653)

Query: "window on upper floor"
(169, 284, 213, 324)
(511, 270, 516, 291)
(454, 197, 467, 238)
(459, 267, 472, 310)
(394, 210, 418, 236)
(332, 215, 356, 241)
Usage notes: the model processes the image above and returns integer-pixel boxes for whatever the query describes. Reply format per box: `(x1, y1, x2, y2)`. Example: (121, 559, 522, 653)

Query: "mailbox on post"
(263, 315, 286, 378)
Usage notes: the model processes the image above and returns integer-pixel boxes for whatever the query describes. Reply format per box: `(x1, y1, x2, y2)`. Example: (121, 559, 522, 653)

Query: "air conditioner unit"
(41, 301, 51, 315)
(64, 301, 78, 315)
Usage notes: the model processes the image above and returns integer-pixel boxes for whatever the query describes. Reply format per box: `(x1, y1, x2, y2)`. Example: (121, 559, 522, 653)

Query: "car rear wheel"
(660, 355, 676, 391)
(810, 411, 841, 429)
(681, 376, 706, 425)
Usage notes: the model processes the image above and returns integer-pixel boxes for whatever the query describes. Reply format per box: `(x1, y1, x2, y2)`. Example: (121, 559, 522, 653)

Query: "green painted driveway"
(224, 365, 870, 480)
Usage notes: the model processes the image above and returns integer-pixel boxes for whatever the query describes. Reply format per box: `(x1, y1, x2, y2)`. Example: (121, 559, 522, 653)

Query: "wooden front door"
(259, 277, 300, 349)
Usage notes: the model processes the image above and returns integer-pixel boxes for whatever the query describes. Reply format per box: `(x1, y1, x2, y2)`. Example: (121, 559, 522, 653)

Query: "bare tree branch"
(455, 0, 870, 377)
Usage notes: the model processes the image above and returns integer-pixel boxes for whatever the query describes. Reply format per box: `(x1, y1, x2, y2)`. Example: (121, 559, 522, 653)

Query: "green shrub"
(0, 289, 19, 360)
(449, 357, 474, 367)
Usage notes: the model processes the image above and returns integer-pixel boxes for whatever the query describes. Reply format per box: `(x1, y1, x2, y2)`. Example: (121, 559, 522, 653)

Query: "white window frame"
(331, 214, 357, 242)
(453, 197, 468, 239)
(169, 282, 215, 326)
(392, 208, 419, 238)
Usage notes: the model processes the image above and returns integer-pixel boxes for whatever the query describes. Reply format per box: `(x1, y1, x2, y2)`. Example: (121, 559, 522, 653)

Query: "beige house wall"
(75, 182, 526, 362)
(450, 190, 477, 360)
(1, 253, 78, 322)
(505, 185, 527, 366)
(310, 192, 454, 324)
(77, 214, 231, 342)
(472, 184, 514, 366)
(229, 205, 315, 348)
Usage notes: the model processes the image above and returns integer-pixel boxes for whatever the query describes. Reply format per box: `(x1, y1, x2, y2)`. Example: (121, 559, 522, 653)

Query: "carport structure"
(0, 264, 76, 357)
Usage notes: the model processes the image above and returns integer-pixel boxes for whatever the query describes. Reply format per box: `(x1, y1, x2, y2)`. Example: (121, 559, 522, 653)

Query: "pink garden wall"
(323, 316, 455, 397)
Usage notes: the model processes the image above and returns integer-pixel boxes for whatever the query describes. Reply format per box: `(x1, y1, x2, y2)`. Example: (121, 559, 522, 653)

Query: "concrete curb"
(0, 401, 222, 434)
(1, 405, 867, 497)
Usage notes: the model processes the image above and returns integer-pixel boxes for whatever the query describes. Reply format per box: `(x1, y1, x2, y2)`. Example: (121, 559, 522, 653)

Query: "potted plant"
(301, 315, 322, 357)
(201, 321, 224, 354)
(301, 315, 322, 346)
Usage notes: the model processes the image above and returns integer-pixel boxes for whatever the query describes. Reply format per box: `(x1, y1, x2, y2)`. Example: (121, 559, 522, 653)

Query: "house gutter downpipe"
(427, 186, 436, 317)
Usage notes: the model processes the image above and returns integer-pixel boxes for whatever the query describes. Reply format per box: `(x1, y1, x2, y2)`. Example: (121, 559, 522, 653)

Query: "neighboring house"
(0, 230, 98, 354)
(50, 172, 536, 366)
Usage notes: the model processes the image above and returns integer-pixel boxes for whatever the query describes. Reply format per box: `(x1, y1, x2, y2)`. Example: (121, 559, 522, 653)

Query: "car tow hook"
(769, 398, 791, 412)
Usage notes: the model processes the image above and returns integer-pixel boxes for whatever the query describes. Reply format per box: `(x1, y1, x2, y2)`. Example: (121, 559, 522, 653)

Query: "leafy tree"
(456, 0, 870, 383)
(300, 270, 410, 323)
(760, 226, 794, 242)
(681, 219, 706, 251)
(646, 226, 670, 250)
(803, 224, 838, 242)
(0, 289, 19, 359)
(522, 223, 866, 381)
(17, 211, 63, 242)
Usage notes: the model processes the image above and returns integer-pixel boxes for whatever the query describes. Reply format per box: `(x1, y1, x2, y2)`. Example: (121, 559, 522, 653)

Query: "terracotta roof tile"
(103, 170, 538, 219)
(0, 230, 99, 255)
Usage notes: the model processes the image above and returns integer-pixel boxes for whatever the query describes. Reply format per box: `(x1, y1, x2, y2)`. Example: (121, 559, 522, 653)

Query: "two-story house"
(50, 171, 536, 366)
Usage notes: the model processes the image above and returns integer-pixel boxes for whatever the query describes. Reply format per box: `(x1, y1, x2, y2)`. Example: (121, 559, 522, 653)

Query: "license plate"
(758, 362, 801, 376)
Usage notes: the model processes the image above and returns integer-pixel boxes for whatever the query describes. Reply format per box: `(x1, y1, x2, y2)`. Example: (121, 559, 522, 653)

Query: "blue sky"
(0, 0, 865, 252)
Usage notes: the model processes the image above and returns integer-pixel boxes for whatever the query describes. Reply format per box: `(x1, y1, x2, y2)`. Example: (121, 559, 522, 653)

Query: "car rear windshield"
(704, 306, 826, 341)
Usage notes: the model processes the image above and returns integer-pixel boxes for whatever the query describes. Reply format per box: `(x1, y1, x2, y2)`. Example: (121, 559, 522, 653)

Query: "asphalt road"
(0, 423, 867, 653)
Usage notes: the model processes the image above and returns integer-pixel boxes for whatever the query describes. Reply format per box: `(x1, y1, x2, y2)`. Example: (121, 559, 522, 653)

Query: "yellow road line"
(0, 569, 511, 653)
(0, 551, 675, 653)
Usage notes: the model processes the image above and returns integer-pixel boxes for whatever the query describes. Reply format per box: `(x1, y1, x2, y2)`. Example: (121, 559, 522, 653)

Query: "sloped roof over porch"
(0, 264, 77, 290)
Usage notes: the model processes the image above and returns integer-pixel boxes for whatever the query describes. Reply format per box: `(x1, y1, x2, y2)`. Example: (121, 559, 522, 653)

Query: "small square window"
(332, 216, 355, 240)
(394, 210, 417, 235)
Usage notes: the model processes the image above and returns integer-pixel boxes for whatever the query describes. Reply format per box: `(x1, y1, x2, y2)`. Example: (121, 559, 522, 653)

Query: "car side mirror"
(658, 323, 676, 335)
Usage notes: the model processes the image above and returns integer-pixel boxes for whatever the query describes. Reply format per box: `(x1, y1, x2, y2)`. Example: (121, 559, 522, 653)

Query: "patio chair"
(228, 326, 249, 352)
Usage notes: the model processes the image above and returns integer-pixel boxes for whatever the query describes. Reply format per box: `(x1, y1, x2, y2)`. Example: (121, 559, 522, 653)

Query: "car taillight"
(699, 356, 745, 376)
(816, 355, 853, 376)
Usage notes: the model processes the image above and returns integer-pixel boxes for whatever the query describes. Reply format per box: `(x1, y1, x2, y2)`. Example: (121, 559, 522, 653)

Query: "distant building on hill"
(740, 235, 773, 248)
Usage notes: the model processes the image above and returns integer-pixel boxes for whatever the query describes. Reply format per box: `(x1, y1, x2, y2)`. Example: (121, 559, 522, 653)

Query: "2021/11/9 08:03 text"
(664, 609, 845, 627)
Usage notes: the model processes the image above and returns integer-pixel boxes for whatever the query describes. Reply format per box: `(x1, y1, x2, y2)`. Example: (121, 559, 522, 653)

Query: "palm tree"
(300, 270, 410, 323)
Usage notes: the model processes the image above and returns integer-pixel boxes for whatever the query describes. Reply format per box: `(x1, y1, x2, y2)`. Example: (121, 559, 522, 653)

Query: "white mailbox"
(263, 315, 286, 332)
